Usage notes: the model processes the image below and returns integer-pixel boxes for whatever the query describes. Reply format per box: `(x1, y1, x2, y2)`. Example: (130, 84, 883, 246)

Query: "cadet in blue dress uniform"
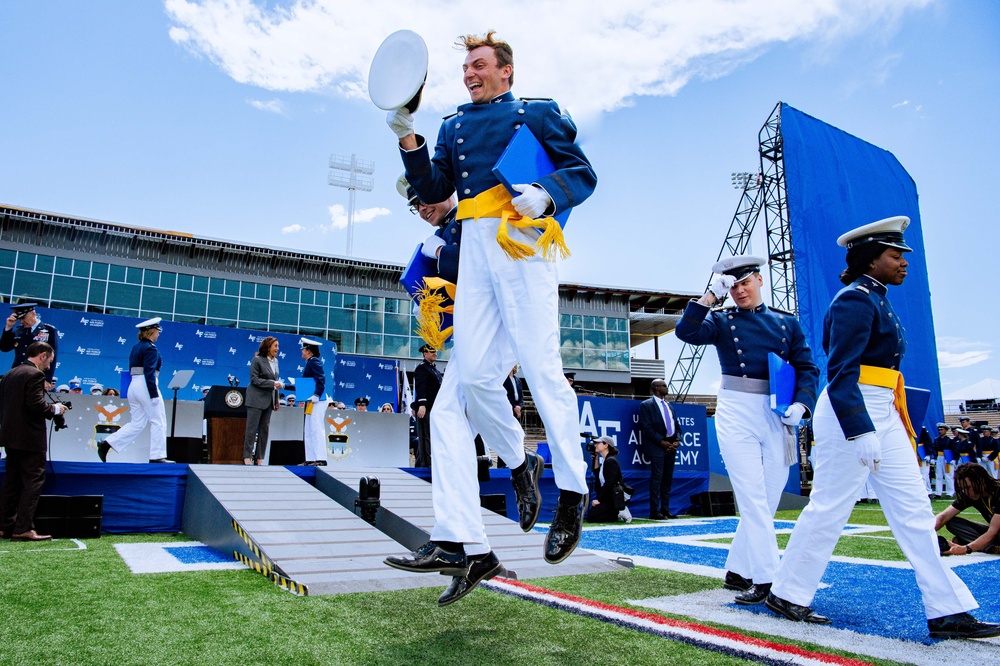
(1, 303, 59, 388)
(384, 31, 595, 596)
(99, 317, 171, 463)
(931, 422, 956, 497)
(300, 337, 329, 466)
(768, 216, 998, 639)
(676, 255, 819, 605)
(979, 425, 998, 478)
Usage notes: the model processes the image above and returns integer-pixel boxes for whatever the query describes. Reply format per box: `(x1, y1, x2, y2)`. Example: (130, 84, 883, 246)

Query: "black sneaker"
(438, 551, 504, 606)
(723, 570, 753, 592)
(544, 495, 587, 564)
(928, 612, 1000, 639)
(511, 453, 543, 532)
(98, 441, 111, 462)
(384, 541, 468, 575)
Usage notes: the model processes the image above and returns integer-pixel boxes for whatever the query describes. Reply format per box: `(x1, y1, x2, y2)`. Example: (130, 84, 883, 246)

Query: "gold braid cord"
(414, 280, 455, 350)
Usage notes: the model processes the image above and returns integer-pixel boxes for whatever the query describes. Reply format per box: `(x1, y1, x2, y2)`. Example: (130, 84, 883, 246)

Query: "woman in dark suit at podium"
(587, 436, 624, 523)
(243, 336, 283, 465)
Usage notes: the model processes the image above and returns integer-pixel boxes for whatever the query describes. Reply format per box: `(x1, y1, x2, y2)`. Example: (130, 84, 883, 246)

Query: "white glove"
(923, 455, 932, 463)
(52, 403, 65, 416)
(309, 395, 319, 403)
(511, 184, 552, 219)
(781, 402, 807, 427)
(853, 432, 881, 472)
(150, 396, 162, 405)
(386, 109, 414, 139)
(709, 273, 736, 299)
(420, 235, 446, 259)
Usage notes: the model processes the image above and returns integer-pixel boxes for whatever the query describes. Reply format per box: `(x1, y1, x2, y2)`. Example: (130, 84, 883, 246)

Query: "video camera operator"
(0, 341, 66, 541)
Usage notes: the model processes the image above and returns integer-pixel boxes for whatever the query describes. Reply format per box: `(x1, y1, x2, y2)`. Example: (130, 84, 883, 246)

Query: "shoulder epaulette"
(855, 285, 870, 294)
(519, 97, 554, 102)
(442, 111, 457, 120)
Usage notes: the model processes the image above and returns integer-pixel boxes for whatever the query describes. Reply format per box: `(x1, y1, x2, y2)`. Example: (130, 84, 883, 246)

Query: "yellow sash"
(858, 365, 916, 445)
(456, 183, 569, 261)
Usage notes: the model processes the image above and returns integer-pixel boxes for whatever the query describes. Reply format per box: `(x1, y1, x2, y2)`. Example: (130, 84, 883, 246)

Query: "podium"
(205, 386, 248, 464)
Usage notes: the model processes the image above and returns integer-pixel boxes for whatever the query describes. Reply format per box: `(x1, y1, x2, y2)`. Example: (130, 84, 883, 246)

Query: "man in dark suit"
(413, 344, 442, 468)
(0, 341, 65, 541)
(503, 365, 523, 420)
(638, 378, 681, 519)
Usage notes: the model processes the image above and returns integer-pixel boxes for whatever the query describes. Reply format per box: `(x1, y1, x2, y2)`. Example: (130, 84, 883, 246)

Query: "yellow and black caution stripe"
(231, 519, 275, 573)
(233, 551, 272, 577)
(271, 571, 308, 596)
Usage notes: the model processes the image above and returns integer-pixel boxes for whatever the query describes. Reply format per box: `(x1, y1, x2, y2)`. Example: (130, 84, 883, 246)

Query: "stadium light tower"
(328, 153, 375, 256)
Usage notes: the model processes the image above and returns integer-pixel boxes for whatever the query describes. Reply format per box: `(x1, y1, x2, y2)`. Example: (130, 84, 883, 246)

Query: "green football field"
(0, 500, 973, 666)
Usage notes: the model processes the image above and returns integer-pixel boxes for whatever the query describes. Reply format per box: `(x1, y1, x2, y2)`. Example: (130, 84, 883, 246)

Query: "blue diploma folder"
(492, 125, 570, 229)
(768, 353, 796, 416)
(399, 243, 437, 298)
(904, 386, 931, 430)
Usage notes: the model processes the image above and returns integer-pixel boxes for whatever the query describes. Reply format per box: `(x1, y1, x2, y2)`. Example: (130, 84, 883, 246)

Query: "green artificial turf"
(0, 501, 934, 666)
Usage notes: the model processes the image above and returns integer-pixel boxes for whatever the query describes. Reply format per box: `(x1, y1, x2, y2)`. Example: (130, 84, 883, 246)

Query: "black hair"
(839, 243, 889, 285)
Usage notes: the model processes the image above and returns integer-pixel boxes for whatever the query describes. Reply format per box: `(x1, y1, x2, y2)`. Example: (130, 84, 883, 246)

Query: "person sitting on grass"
(935, 462, 1000, 556)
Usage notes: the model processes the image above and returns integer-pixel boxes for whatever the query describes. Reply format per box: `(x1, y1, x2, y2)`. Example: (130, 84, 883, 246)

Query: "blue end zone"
(580, 519, 1000, 644)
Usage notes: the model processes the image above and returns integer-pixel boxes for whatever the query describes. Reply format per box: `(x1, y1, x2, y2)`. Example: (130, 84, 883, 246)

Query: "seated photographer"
(586, 436, 626, 523)
(936, 462, 1000, 556)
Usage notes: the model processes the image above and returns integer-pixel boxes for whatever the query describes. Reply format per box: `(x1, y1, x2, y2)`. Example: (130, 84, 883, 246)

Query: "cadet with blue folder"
(675, 255, 819, 606)
(383, 31, 595, 601)
(767, 216, 998, 639)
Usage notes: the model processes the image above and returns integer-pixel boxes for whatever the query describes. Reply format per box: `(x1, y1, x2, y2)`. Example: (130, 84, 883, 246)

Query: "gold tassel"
(495, 211, 536, 261)
(535, 217, 571, 261)
(413, 282, 453, 350)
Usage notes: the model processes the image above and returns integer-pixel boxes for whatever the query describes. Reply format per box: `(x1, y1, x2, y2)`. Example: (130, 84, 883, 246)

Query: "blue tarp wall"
(781, 103, 944, 430)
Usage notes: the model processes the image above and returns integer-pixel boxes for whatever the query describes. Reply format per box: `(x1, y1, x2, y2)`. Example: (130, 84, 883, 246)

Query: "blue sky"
(1, 1, 997, 396)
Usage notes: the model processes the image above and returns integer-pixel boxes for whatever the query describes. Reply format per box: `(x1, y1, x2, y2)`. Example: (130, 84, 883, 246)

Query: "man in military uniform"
(978, 425, 997, 479)
(931, 423, 956, 498)
(412, 343, 442, 468)
(675, 255, 819, 605)
(384, 31, 596, 587)
(0, 303, 59, 390)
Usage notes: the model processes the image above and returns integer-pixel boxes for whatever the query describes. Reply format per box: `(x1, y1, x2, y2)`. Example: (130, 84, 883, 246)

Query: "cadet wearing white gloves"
(676, 255, 819, 605)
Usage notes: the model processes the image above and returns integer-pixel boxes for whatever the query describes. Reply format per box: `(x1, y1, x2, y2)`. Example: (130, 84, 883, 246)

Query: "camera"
(581, 432, 599, 454)
(52, 399, 72, 431)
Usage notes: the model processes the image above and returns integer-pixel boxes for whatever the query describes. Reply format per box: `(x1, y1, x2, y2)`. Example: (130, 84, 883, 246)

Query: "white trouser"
(430, 347, 522, 553)
(934, 456, 955, 496)
(979, 455, 996, 479)
(919, 459, 931, 494)
(453, 216, 587, 493)
(304, 400, 330, 462)
(715, 388, 789, 584)
(773, 386, 977, 619)
(427, 216, 587, 545)
(105, 375, 167, 459)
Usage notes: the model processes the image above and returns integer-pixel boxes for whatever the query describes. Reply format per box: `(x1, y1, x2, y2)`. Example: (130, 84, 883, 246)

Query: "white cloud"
(164, 0, 930, 122)
(246, 97, 286, 114)
(281, 223, 304, 234)
(937, 337, 992, 369)
(939, 351, 991, 369)
(892, 100, 909, 108)
(325, 203, 391, 230)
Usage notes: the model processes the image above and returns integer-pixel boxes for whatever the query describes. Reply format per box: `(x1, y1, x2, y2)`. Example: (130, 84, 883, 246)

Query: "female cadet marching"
(675, 255, 818, 605)
(767, 216, 999, 639)
(300, 337, 329, 466)
(98, 317, 171, 463)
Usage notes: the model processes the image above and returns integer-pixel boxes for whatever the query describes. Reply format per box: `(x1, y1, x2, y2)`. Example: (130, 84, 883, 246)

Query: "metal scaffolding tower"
(667, 102, 795, 401)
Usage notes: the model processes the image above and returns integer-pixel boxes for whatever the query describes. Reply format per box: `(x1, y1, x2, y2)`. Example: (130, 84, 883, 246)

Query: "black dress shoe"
(649, 512, 665, 520)
(928, 612, 1000, 639)
(438, 551, 503, 606)
(544, 495, 587, 564)
(384, 541, 468, 575)
(664, 512, 678, 519)
(734, 582, 771, 605)
(723, 571, 753, 592)
(765, 593, 831, 624)
(98, 441, 111, 463)
(511, 453, 543, 532)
